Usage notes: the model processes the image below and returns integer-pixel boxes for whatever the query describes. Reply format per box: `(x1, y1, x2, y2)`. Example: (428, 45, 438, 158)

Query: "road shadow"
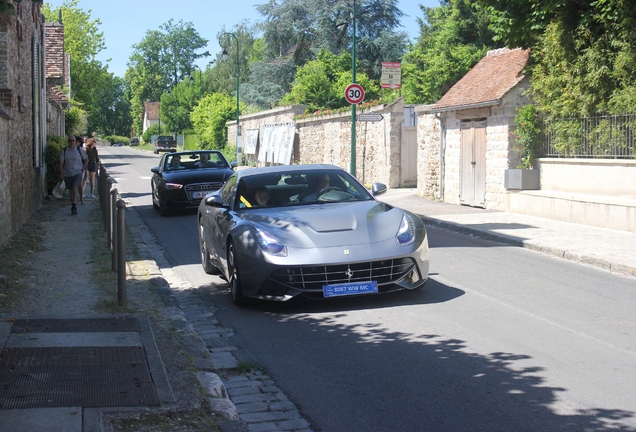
(209, 293, 636, 431)
(425, 223, 530, 249)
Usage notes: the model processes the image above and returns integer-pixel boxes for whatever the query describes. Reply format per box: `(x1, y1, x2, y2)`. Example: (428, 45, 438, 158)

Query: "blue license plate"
(323, 280, 378, 298)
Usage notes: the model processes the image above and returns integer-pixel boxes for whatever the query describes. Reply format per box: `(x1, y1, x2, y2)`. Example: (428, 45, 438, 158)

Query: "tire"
(199, 222, 217, 274)
(228, 241, 248, 306)
(151, 182, 159, 209)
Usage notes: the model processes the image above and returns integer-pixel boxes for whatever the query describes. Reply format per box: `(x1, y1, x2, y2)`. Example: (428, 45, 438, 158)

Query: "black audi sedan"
(151, 150, 236, 216)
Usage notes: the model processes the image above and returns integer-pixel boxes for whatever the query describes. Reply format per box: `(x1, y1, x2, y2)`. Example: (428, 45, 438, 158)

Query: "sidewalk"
(379, 189, 636, 277)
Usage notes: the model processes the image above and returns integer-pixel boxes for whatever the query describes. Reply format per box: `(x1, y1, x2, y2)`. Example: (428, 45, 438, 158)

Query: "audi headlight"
(253, 228, 288, 256)
(396, 214, 415, 246)
(165, 183, 183, 190)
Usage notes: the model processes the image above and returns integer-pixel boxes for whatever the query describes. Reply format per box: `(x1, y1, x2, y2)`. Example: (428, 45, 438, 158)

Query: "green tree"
(89, 75, 132, 136)
(282, 50, 378, 111)
(240, 58, 295, 109)
(190, 93, 244, 149)
(474, 0, 636, 115)
(126, 20, 209, 135)
(42, 0, 109, 132)
(161, 79, 200, 134)
(256, 0, 407, 78)
(402, 0, 499, 104)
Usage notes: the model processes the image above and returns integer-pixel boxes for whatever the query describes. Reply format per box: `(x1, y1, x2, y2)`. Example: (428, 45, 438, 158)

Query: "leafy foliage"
(44, 135, 66, 193)
(64, 102, 87, 136)
(190, 93, 243, 149)
(239, 59, 295, 109)
(256, 0, 407, 78)
(402, 0, 499, 104)
(160, 79, 201, 134)
(511, 105, 540, 169)
(89, 75, 132, 136)
(126, 20, 209, 135)
(282, 50, 379, 112)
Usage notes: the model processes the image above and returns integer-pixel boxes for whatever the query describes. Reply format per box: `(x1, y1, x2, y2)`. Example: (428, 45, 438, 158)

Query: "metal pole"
(105, 177, 113, 240)
(110, 186, 118, 271)
(235, 38, 241, 166)
(116, 199, 126, 305)
(350, 0, 357, 176)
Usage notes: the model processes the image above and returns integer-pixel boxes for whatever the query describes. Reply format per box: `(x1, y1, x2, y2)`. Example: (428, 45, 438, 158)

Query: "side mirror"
(205, 194, 226, 208)
(151, 166, 159, 174)
(371, 183, 387, 197)
(230, 161, 238, 169)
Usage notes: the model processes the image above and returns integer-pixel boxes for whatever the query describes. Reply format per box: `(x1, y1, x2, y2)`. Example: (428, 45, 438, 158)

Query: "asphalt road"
(101, 145, 636, 432)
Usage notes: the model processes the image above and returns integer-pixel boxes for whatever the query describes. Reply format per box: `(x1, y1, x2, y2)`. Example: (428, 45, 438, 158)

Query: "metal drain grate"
(10, 318, 140, 333)
(0, 347, 159, 409)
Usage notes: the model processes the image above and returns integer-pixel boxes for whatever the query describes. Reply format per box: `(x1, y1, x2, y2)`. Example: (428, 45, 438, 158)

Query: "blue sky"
(44, 0, 439, 77)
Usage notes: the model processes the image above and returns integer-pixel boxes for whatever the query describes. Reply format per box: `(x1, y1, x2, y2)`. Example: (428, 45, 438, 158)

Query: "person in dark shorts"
(82, 138, 99, 198)
(59, 135, 88, 215)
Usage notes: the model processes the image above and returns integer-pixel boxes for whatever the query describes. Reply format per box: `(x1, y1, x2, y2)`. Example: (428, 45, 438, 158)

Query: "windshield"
(235, 169, 373, 210)
(165, 152, 228, 171)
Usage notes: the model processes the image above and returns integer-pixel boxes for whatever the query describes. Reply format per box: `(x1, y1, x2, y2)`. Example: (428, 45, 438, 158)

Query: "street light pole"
(350, 0, 357, 176)
(220, 32, 241, 165)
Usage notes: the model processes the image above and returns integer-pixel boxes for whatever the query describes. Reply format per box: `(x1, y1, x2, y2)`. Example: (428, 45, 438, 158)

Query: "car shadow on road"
(223, 298, 636, 431)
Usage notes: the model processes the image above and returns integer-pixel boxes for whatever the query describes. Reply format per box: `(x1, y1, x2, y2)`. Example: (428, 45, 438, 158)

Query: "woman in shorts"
(83, 138, 100, 198)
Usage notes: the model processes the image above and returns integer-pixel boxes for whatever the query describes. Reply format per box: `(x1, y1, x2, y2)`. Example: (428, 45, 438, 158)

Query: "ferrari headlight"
(253, 228, 288, 257)
(165, 183, 183, 190)
(396, 214, 415, 246)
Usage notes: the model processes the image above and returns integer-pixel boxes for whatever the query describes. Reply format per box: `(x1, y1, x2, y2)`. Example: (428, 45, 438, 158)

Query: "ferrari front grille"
(269, 258, 416, 291)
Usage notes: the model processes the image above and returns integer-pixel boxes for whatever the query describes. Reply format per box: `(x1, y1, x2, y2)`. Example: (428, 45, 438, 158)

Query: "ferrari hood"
(241, 201, 407, 248)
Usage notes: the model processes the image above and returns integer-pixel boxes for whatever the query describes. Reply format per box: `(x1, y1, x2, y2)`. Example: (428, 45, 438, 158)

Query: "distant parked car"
(129, 137, 139, 146)
(150, 150, 236, 216)
(154, 135, 177, 154)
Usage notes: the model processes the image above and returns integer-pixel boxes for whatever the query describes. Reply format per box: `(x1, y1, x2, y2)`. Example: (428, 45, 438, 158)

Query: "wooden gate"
(400, 126, 417, 186)
(460, 119, 487, 207)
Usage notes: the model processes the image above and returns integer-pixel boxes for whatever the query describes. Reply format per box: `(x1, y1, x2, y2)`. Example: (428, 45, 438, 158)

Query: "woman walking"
(82, 138, 100, 198)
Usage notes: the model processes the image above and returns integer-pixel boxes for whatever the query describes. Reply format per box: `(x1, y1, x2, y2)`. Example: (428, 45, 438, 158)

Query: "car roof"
(236, 164, 344, 178)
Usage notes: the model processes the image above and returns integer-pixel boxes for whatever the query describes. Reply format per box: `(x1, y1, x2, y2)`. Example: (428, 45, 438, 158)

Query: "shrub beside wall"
(45, 135, 66, 194)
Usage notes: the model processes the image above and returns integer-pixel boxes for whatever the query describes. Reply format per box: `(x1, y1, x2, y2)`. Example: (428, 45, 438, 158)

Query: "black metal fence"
(540, 113, 636, 159)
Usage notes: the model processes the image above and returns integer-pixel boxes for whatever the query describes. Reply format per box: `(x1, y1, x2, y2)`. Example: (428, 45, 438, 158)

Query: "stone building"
(0, 2, 47, 247)
(142, 101, 160, 135)
(45, 21, 68, 136)
(429, 48, 530, 209)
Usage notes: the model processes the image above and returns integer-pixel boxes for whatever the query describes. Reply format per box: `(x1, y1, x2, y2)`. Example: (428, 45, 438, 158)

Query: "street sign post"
(344, 83, 365, 105)
(358, 113, 384, 122)
(381, 62, 402, 89)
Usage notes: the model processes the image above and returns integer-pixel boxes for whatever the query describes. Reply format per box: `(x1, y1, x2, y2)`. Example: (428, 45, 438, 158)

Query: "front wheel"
(199, 223, 217, 274)
(228, 242, 248, 306)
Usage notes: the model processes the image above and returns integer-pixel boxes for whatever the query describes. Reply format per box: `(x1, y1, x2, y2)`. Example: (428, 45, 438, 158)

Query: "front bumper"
(235, 235, 430, 301)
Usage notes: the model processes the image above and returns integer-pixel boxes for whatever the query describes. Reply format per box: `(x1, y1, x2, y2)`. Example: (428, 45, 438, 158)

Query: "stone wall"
(296, 99, 404, 187)
(227, 100, 406, 188)
(415, 105, 440, 198)
(0, 4, 46, 247)
(47, 100, 64, 136)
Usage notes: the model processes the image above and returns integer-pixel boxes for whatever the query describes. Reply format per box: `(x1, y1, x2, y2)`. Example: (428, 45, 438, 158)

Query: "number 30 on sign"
(344, 83, 365, 104)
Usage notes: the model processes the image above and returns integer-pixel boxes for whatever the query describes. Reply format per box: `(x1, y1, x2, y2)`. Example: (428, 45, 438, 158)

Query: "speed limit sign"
(344, 83, 365, 104)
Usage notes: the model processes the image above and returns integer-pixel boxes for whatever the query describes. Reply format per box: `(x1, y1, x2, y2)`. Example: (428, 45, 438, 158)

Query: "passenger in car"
(253, 186, 271, 207)
(194, 153, 213, 167)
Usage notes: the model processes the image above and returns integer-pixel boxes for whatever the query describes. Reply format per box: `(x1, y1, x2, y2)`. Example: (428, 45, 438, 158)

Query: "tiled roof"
(434, 48, 530, 111)
(144, 101, 160, 121)
(48, 85, 68, 103)
(45, 23, 64, 80)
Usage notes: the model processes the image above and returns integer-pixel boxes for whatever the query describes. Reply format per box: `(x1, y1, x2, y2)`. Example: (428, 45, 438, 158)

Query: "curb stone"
(123, 199, 314, 431)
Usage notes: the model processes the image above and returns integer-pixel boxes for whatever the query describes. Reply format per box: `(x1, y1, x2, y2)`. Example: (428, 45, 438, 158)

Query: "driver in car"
(169, 155, 184, 170)
(194, 153, 213, 167)
(301, 173, 331, 202)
